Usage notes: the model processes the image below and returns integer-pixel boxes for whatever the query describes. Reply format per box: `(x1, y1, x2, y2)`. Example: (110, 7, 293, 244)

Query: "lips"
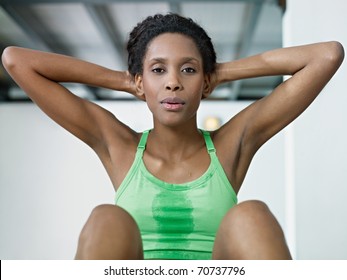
(160, 97, 185, 105)
(160, 97, 185, 111)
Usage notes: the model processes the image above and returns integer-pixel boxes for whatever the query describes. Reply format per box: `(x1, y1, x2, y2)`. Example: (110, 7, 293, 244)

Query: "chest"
(142, 146, 210, 184)
(115, 165, 237, 236)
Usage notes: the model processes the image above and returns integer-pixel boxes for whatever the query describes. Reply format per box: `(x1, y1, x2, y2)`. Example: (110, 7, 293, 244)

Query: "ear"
(201, 74, 212, 100)
(135, 74, 146, 101)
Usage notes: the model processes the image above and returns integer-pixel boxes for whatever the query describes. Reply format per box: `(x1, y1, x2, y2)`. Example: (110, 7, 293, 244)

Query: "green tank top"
(115, 129, 237, 260)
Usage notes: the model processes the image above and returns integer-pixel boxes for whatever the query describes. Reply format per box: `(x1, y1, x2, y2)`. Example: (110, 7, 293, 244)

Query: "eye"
(152, 67, 165, 74)
(182, 67, 196, 73)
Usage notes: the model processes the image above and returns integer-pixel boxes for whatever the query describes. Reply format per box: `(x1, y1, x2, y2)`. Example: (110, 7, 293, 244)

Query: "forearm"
(2, 46, 131, 92)
(217, 41, 344, 84)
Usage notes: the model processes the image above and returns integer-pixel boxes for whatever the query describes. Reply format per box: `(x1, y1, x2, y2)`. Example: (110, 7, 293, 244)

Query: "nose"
(165, 72, 182, 91)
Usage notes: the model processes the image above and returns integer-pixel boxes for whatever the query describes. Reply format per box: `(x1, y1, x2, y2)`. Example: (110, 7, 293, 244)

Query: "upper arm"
(244, 41, 344, 151)
(1, 47, 133, 153)
(214, 41, 344, 190)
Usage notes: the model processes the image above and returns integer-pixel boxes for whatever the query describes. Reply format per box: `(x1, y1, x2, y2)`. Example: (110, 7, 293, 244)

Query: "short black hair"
(127, 13, 216, 76)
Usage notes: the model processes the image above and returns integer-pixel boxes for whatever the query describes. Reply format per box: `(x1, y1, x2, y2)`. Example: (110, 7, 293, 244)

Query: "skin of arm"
(1, 47, 137, 151)
(1, 47, 142, 189)
(211, 41, 344, 192)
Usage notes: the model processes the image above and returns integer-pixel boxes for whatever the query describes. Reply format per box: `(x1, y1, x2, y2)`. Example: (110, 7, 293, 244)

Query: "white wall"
(284, 0, 347, 259)
(0, 101, 287, 259)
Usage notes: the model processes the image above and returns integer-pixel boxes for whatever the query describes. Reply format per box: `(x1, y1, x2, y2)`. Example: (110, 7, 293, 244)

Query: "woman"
(1, 14, 344, 260)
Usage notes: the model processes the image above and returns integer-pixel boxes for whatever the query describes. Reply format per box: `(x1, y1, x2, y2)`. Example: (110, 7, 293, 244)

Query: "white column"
(283, 0, 347, 259)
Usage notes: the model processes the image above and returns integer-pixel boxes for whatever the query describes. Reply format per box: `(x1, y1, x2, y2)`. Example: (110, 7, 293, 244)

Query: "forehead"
(144, 33, 202, 62)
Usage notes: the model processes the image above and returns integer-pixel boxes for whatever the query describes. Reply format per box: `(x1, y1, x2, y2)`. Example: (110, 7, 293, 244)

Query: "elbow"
(324, 41, 345, 69)
(1, 46, 21, 72)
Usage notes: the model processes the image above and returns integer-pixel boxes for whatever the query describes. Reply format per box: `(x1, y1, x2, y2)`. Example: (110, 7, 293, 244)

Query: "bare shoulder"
(95, 118, 142, 189)
(210, 112, 250, 192)
(211, 103, 254, 155)
(210, 101, 265, 192)
(95, 113, 141, 163)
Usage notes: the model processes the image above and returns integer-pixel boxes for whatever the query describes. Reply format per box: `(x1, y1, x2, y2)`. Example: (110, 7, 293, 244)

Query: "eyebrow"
(148, 57, 200, 64)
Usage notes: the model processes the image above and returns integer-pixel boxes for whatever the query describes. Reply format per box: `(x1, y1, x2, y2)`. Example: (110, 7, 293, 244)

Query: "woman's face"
(136, 32, 210, 127)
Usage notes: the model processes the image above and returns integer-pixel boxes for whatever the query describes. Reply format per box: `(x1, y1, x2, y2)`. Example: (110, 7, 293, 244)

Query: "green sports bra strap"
(138, 130, 150, 150)
(138, 129, 216, 153)
(200, 130, 216, 154)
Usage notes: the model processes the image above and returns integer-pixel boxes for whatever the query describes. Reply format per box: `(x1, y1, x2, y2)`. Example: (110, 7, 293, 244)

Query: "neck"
(148, 120, 204, 162)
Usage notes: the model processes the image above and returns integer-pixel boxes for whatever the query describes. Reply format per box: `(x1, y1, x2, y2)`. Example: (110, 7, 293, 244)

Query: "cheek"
(141, 80, 158, 110)
(188, 80, 205, 98)
(142, 75, 159, 95)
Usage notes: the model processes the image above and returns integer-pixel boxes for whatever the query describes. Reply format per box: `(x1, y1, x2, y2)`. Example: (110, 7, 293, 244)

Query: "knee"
(221, 200, 280, 231)
(236, 200, 271, 215)
(213, 200, 291, 259)
(89, 204, 135, 224)
(80, 204, 140, 239)
(225, 199, 270, 217)
(236, 199, 269, 212)
(76, 204, 143, 259)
